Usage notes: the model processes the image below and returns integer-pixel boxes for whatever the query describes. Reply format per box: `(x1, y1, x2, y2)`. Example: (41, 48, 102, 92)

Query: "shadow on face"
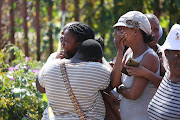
(165, 50, 180, 74)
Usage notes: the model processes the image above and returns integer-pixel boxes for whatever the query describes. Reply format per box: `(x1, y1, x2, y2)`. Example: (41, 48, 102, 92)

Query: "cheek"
(61, 41, 65, 47)
(63, 42, 71, 50)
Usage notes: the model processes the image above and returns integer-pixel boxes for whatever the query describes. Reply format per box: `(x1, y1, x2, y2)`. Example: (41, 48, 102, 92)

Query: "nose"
(60, 35, 64, 42)
(60, 35, 65, 47)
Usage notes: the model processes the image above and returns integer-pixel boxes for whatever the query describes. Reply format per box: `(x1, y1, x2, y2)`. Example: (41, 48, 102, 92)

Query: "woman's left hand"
(55, 50, 66, 59)
(125, 64, 148, 77)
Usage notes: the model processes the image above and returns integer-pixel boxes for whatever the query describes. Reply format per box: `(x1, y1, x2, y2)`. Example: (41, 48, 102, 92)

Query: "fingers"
(55, 50, 66, 59)
(117, 32, 127, 42)
(124, 65, 135, 76)
(125, 65, 135, 70)
(56, 54, 65, 59)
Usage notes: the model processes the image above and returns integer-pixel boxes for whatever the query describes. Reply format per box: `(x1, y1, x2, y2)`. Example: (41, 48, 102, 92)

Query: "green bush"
(0, 44, 47, 120)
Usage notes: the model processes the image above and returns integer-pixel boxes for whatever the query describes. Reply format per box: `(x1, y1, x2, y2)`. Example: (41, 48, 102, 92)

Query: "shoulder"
(46, 52, 58, 63)
(86, 62, 111, 73)
(49, 52, 58, 58)
(141, 48, 159, 73)
(145, 48, 159, 59)
(44, 59, 65, 72)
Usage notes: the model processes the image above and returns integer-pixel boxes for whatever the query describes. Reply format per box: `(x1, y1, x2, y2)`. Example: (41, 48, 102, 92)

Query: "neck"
(70, 55, 86, 63)
(130, 42, 149, 58)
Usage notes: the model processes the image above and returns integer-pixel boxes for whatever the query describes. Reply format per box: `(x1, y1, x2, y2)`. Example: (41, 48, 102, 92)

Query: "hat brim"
(162, 40, 180, 51)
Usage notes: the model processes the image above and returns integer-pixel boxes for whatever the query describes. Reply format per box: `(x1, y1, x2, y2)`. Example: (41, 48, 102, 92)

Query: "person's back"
(38, 39, 111, 119)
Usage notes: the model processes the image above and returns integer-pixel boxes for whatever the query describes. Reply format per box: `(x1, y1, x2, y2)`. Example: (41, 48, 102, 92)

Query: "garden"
(0, 45, 47, 119)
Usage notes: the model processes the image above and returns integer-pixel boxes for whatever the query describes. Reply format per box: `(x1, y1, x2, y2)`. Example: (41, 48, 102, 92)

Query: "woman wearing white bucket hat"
(148, 24, 180, 120)
(111, 11, 160, 120)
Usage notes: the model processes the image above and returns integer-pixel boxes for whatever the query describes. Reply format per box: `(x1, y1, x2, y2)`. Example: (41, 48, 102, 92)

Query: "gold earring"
(135, 32, 136, 36)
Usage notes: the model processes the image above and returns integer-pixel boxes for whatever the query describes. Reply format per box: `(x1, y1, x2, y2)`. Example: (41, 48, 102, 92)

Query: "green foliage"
(2, 0, 180, 60)
(0, 45, 47, 120)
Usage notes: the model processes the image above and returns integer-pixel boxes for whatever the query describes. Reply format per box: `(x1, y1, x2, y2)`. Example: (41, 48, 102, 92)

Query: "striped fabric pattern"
(38, 59, 111, 120)
(148, 71, 180, 120)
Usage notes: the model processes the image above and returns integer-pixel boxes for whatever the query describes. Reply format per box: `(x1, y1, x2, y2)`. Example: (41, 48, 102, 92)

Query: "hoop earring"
(135, 31, 137, 36)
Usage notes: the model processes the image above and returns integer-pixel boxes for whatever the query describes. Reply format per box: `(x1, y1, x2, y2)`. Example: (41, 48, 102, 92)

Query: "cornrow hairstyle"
(67, 22, 95, 43)
(64, 21, 80, 29)
(77, 39, 103, 62)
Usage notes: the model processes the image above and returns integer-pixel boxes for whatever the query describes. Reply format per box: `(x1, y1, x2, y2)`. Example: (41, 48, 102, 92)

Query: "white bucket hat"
(162, 24, 180, 50)
(113, 11, 151, 35)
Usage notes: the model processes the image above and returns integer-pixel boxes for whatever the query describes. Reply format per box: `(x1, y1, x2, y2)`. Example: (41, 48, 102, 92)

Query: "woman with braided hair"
(37, 22, 114, 119)
(37, 22, 95, 92)
(37, 22, 96, 119)
(46, 21, 95, 62)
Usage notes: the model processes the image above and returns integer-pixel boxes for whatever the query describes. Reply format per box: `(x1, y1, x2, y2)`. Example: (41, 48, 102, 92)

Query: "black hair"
(77, 39, 103, 62)
(63, 21, 80, 29)
(68, 22, 95, 43)
(140, 29, 154, 43)
(95, 37, 104, 51)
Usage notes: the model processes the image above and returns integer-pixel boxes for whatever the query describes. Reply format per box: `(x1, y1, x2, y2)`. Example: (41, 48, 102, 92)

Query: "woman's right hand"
(55, 50, 67, 59)
(116, 32, 127, 51)
(114, 27, 127, 51)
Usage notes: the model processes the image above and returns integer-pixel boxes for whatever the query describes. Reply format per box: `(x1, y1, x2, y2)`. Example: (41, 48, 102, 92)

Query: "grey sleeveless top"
(120, 48, 160, 120)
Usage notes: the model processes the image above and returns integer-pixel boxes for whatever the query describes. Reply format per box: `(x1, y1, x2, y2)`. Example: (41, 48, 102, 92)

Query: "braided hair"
(95, 37, 104, 51)
(67, 22, 95, 43)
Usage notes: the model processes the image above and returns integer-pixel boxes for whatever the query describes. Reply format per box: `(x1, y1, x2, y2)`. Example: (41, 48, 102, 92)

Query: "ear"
(134, 30, 137, 36)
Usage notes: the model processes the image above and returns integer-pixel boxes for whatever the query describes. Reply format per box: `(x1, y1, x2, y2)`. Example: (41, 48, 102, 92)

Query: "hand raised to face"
(113, 29, 127, 51)
(55, 50, 69, 59)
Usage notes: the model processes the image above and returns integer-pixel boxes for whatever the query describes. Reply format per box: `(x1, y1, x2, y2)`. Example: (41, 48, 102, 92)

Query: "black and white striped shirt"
(38, 59, 111, 120)
(148, 70, 180, 120)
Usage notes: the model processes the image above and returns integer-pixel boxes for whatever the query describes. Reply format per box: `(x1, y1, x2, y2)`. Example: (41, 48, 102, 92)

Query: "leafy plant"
(0, 44, 47, 120)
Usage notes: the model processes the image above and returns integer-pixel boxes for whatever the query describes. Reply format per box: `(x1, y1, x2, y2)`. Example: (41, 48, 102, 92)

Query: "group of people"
(36, 10, 180, 120)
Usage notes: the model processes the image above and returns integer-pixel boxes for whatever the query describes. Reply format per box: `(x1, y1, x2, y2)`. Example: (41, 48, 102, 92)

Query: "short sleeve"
(98, 65, 111, 90)
(38, 63, 49, 87)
